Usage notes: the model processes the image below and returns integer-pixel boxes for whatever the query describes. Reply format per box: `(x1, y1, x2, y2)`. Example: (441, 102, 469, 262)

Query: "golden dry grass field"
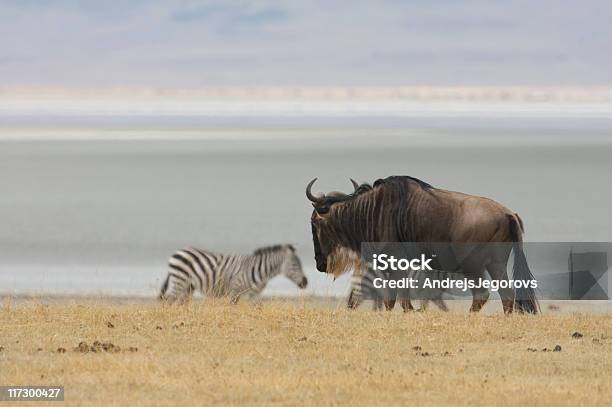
(0, 299, 610, 406)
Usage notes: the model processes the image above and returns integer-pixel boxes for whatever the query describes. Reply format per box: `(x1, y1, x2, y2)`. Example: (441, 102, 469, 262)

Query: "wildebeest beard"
(309, 177, 423, 277)
(311, 217, 359, 277)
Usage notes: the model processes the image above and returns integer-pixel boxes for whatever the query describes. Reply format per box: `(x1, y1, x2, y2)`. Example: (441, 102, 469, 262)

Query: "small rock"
(553, 345, 562, 352)
(542, 348, 549, 352)
(74, 342, 89, 353)
(37, 348, 43, 352)
(102, 342, 120, 353)
(297, 336, 307, 342)
(56, 347, 66, 353)
(420, 352, 430, 357)
(572, 332, 583, 339)
(128, 347, 138, 352)
(107, 321, 115, 328)
(0, 346, 4, 352)
(412, 345, 422, 351)
(527, 347, 538, 352)
(155, 326, 163, 330)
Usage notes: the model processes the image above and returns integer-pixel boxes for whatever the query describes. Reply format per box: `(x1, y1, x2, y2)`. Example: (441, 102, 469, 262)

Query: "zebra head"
(281, 245, 308, 289)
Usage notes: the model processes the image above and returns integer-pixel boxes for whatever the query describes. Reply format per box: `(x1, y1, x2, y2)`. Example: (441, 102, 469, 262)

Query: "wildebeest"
(306, 176, 539, 314)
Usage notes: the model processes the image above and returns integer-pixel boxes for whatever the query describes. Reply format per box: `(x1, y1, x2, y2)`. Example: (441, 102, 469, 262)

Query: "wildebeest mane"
(315, 176, 433, 213)
(323, 176, 436, 252)
(373, 175, 433, 190)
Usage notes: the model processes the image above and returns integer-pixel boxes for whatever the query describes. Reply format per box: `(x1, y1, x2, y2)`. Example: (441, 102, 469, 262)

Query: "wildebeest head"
(306, 178, 369, 276)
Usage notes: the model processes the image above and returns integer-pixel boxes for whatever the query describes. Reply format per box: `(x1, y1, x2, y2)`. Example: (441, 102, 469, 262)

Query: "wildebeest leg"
(469, 286, 489, 312)
(465, 262, 489, 312)
(486, 261, 515, 314)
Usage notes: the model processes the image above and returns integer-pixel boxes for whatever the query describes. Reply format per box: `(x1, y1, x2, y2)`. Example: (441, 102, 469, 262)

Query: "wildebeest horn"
(350, 179, 360, 192)
(306, 178, 325, 203)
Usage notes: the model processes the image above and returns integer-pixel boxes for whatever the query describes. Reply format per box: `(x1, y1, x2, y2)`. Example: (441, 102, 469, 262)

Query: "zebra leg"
(371, 283, 385, 311)
(347, 289, 362, 309)
(229, 285, 253, 305)
(184, 283, 195, 303)
(433, 298, 449, 312)
(383, 286, 397, 311)
(245, 286, 264, 305)
(161, 273, 187, 304)
(372, 296, 384, 311)
(397, 285, 414, 312)
(230, 292, 241, 304)
(159, 275, 170, 301)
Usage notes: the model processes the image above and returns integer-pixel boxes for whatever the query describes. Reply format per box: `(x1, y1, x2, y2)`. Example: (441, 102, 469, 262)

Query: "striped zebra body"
(348, 267, 448, 311)
(160, 244, 307, 304)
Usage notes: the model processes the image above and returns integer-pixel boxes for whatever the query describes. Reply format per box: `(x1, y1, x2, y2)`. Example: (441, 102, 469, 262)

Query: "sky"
(0, 0, 611, 88)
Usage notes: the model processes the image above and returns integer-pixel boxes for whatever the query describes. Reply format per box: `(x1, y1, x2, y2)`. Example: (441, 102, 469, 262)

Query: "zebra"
(347, 267, 448, 312)
(159, 244, 308, 304)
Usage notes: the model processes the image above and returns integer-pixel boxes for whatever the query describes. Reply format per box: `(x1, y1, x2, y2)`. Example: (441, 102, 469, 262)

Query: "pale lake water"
(1, 125, 611, 298)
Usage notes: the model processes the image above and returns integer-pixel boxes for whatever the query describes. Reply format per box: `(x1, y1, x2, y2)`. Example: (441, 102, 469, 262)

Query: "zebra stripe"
(160, 244, 307, 303)
(348, 267, 448, 311)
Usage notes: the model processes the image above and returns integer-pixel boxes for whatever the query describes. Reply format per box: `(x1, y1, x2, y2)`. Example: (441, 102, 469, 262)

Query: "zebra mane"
(252, 244, 294, 256)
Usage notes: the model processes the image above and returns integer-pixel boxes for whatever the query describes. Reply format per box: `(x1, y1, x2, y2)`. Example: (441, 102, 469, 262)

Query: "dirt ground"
(0, 298, 610, 406)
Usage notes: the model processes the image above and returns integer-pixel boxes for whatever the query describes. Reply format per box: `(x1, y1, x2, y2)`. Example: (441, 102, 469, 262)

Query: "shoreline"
(2, 293, 610, 314)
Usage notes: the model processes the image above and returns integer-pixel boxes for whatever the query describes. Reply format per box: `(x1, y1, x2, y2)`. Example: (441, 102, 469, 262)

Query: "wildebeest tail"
(159, 274, 170, 300)
(508, 214, 539, 314)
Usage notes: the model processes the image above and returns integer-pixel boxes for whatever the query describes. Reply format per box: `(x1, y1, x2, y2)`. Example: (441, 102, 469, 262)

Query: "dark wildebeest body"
(307, 176, 539, 314)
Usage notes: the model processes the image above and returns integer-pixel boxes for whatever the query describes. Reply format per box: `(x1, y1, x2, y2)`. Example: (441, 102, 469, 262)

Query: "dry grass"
(0, 299, 610, 406)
